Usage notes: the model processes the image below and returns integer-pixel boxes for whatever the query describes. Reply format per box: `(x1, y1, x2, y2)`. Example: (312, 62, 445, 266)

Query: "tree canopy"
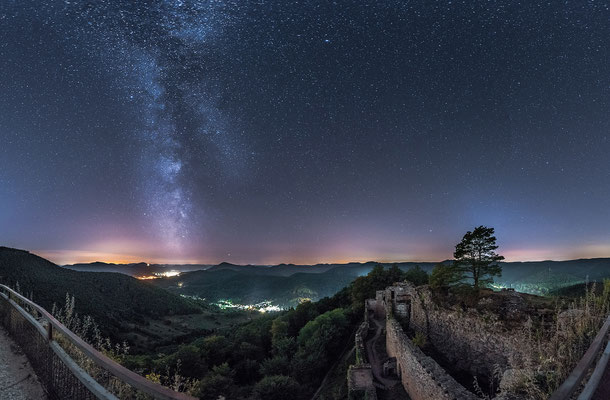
(453, 226, 504, 289)
(429, 263, 463, 289)
(350, 264, 429, 309)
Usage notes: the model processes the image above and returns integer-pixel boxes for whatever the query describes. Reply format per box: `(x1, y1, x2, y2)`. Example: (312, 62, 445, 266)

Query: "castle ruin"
(348, 282, 537, 400)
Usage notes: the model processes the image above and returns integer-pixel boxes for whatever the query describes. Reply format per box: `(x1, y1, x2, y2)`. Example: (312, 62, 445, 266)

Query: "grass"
(502, 280, 610, 399)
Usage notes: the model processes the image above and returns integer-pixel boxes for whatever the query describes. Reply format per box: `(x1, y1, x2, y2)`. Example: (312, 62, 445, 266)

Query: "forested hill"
(150, 258, 610, 307)
(152, 263, 433, 308)
(153, 268, 360, 307)
(495, 258, 610, 294)
(64, 261, 211, 276)
(0, 247, 201, 336)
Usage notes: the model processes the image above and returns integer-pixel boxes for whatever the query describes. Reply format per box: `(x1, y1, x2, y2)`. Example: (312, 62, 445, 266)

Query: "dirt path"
(365, 317, 399, 389)
(0, 325, 47, 400)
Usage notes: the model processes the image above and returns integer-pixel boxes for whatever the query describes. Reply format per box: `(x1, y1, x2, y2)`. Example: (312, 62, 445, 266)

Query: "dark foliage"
(0, 247, 201, 340)
(429, 263, 463, 289)
(453, 226, 504, 289)
(350, 264, 429, 310)
(148, 263, 427, 399)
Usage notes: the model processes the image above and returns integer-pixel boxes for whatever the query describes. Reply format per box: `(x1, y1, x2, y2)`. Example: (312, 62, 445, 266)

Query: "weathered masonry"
(347, 303, 378, 400)
(350, 282, 534, 400)
(371, 283, 480, 400)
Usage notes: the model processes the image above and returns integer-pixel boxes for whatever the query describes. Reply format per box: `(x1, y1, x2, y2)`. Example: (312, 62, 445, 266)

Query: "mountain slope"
(152, 268, 362, 307)
(153, 263, 433, 307)
(64, 261, 211, 276)
(0, 247, 201, 337)
(153, 258, 610, 306)
(495, 258, 610, 294)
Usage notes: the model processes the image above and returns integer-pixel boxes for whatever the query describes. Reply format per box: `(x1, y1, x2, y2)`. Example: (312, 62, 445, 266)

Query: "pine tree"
(453, 226, 504, 289)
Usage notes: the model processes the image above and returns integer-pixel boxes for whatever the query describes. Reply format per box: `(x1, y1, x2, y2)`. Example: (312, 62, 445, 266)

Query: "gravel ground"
(0, 325, 47, 400)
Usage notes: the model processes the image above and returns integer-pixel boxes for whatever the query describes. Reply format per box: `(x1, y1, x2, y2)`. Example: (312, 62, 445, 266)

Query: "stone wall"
(408, 286, 528, 378)
(385, 315, 479, 400)
(347, 364, 378, 400)
(355, 281, 532, 400)
(376, 291, 386, 318)
(354, 320, 369, 364)
(365, 298, 376, 322)
(385, 285, 411, 319)
(349, 308, 377, 400)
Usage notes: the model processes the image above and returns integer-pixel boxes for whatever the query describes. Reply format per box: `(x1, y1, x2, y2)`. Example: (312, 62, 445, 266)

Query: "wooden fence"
(549, 314, 610, 400)
(0, 284, 197, 400)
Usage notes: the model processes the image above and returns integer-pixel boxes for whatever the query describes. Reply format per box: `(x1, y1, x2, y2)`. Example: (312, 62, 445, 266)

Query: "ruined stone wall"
(354, 320, 369, 364)
(347, 365, 378, 400)
(377, 283, 530, 399)
(375, 290, 385, 318)
(349, 302, 376, 400)
(365, 299, 375, 322)
(409, 287, 528, 378)
(384, 285, 411, 319)
(385, 316, 479, 400)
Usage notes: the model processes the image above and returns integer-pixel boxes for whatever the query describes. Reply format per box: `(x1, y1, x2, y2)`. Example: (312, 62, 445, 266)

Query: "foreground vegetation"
(0, 247, 202, 342)
(123, 264, 429, 399)
(509, 280, 610, 399)
(2, 239, 610, 399)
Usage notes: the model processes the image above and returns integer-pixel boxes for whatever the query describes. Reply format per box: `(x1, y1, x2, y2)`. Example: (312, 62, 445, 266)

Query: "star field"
(1, 1, 609, 264)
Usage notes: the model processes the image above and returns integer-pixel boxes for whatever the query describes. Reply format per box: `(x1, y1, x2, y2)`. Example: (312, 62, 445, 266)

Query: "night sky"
(1, 1, 609, 265)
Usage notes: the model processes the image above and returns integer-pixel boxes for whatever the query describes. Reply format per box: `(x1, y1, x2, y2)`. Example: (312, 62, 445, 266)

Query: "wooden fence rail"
(549, 314, 610, 400)
(0, 284, 197, 400)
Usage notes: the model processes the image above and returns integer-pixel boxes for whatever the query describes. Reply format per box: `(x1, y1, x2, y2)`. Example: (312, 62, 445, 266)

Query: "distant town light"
(135, 270, 181, 280)
(156, 270, 180, 278)
(212, 299, 282, 313)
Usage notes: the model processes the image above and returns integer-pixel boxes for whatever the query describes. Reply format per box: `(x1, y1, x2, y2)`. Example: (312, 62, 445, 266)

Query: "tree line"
(120, 225, 504, 399)
(124, 263, 430, 399)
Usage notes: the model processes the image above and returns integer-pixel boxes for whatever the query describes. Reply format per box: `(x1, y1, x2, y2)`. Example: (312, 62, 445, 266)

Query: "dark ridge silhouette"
(0, 247, 201, 340)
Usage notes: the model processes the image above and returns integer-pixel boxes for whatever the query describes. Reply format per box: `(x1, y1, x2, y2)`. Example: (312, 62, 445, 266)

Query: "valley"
(2, 246, 610, 399)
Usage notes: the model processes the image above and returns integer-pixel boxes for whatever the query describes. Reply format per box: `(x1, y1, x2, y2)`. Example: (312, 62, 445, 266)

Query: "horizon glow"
(1, 1, 609, 265)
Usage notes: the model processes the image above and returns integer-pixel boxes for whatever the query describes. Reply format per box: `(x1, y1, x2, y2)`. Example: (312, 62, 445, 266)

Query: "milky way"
(1, 1, 609, 264)
(62, 1, 250, 249)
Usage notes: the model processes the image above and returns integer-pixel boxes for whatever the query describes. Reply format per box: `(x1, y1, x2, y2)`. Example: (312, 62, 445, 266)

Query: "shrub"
(429, 263, 463, 289)
(412, 331, 426, 348)
(252, 375, 301, 400)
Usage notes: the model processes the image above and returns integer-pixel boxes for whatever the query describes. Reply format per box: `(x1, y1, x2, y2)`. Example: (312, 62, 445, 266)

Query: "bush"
(429, 263, 463, 289)
(253, 375, 301, 400)
(507, 283, 610, 399)
(412, 331, 426, 348)
(260, 356, 290, 376)
(192, 363, 235, 400)
(404, 265, 429, 286)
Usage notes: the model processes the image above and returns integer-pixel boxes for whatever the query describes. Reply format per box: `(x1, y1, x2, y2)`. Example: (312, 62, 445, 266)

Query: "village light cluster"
(136, 270, 181, 280)
(213, 299, 282, 313)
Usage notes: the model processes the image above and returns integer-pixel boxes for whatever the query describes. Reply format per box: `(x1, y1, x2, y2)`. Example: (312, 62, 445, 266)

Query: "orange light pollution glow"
(26, 226, 610, 266)
(34, 239, 205, 265)
(33, 240, 610, 266)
